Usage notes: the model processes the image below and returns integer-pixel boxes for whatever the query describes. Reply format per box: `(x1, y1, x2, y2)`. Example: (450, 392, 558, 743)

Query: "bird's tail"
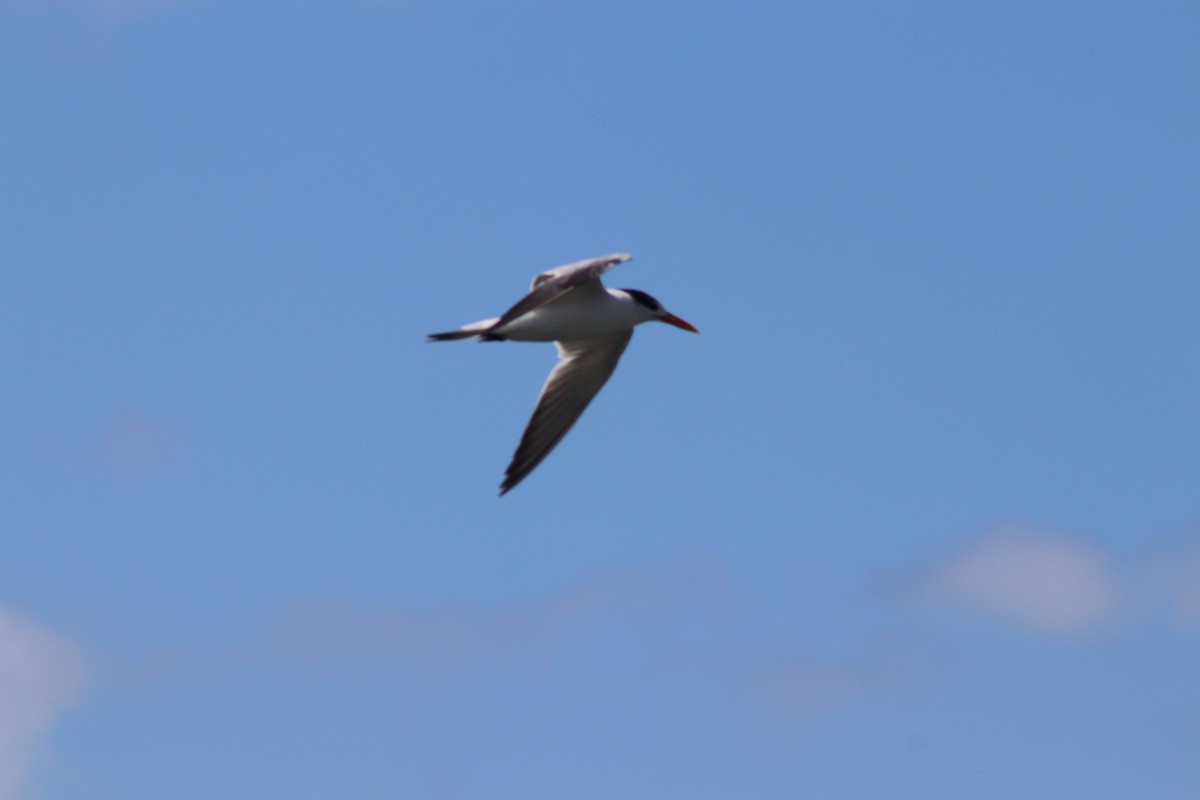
(426, 329, 478, 342)
(425, 316, 503, 342)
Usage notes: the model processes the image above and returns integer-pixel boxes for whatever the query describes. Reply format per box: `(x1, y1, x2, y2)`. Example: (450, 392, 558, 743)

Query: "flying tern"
(427, 253, 699, 495)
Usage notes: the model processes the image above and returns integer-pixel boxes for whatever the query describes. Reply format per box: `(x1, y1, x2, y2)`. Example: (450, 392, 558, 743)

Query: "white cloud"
(905, 525, 1126, 637)
(0, 609, 85, 800)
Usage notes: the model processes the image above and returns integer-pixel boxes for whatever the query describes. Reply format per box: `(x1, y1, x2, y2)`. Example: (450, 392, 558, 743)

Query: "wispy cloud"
(899, 525, 1125, 637)
(1169, 550, 1200, 625)
(0, 609, 85, 800)
(92, 0, 183, 22)
(267, 561, 729, 677)
(12, 0, 185, 22)
(96, 527, 1200, 743)
(896, 523, 1200, 639)
(749, 650, 921, 719)
(265, 560, 928, 725)
(97, 407, 181, 477)
(1141, 538, 1200, 627)
(6, 0, 190, 58)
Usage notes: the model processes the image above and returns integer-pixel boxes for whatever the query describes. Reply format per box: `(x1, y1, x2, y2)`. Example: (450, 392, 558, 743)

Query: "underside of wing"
(491, 253, 632, 334)
(499, 330, 634, 495)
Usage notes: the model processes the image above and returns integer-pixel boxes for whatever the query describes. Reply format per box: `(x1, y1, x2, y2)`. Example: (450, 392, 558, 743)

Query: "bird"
(427, 253, 699, 495)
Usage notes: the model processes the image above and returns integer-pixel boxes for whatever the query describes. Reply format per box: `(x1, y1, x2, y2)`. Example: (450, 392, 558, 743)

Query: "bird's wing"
(489, 253, 631, 333)
(499, 330, 634, 495)
(530, 252, 631, 290)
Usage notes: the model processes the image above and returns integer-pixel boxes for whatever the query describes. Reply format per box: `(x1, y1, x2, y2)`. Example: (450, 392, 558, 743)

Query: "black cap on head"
(621, 289, 662, 312)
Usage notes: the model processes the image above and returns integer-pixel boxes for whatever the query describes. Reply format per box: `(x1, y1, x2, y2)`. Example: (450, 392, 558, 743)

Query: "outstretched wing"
(489, 253, 631, 334)
(499, 330, 634, 495)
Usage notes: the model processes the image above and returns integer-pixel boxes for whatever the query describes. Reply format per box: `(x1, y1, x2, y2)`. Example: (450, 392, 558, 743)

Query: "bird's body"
(452, 289, 655, 342)
(427, 253, 698, 495)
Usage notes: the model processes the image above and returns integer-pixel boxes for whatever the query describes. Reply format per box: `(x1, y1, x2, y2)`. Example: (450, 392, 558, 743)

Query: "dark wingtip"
(499, 469, 524, 496)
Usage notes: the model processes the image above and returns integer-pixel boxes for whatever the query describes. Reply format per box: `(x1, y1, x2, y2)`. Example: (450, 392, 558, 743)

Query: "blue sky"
(3, 1, 1199, 797)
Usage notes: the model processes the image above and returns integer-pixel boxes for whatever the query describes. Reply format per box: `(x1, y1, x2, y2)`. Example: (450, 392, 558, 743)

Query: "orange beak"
(660, 312, 699, 333)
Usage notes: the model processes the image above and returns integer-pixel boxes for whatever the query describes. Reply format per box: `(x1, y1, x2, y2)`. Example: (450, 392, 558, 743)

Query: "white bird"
(427, 253, 699, 495)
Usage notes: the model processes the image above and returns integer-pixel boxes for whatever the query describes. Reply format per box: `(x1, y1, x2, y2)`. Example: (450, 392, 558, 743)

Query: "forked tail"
(426, 329, 479, 342)
(426, 316, 503, 342)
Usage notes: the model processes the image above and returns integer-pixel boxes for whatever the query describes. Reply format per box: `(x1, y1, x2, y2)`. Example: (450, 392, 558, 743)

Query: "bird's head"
(621, 289, 699, 333)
